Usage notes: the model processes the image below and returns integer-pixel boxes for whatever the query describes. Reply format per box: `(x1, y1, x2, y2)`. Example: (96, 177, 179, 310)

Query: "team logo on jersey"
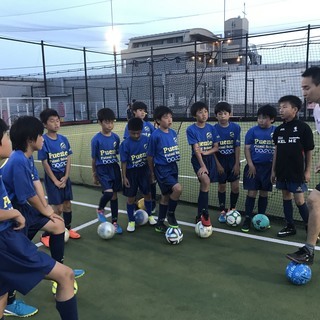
(144, 143, 148, 150)
(206, 132, 212, 140)
(144, 126, 150, 132)
(230, 132, 234, 138)
(113, 141, 117, 148)
(293, 126, 298, 132)
(173, 136, 178, 144)
(60, 142, 66, 150)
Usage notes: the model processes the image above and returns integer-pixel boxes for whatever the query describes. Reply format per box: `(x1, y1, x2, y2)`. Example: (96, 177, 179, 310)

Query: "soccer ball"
(226, 210, 242, 227)
(286, 261, 312, 285)
(134, 209, 149, 225)
(165, 227, 183, 245)
(195, 221, 213, 238)
(97, 222, 115, 240)
(52, 280, 78, 295)
(136, 198, 146, 210)
(252, 214, 270, 231)
(64, 228, 70, 243)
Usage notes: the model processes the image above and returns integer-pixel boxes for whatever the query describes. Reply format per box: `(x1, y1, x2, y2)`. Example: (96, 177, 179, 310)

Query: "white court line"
(36, 199, 320, 251)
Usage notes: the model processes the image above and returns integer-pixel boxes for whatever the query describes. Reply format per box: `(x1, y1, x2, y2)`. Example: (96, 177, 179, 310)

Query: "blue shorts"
(13, 203, 50, 240)
(44, 172, 73, 205)
(96, 163, 122, 192)
(191, 155, 217, 183)
(243, 163, 273, 191)
(123, 166, 151, 197)
(154, 163, 179, 195)
(276, 181, 308, 193)
(216, 154, 240, 183)
(0, 227, 55, 295)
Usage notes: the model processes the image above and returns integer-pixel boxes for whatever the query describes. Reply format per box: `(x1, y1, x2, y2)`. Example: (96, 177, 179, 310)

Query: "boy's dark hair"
(97, 108, 115, 122)
(0, 118, 9, 145)
(278, 95, 302, 111)
(40, 108, 60, 124)
(153, 106, 173, 122)
(257, 104, 277, 120)
(302, 66, 320, 86)
(214, 101, 232, 114)
(190, 101, 208, 117)
(10, 116, 44, 152)
(132, 101, 147, 113)
(128, 117, 143, 131)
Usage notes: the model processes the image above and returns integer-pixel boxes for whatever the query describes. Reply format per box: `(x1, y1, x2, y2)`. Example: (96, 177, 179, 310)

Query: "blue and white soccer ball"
(286, 261, 312, 285)
(165, 227, 183, 245)
(226, 210, 242, 227)
(252, 214, 270, 231)
(134, 209, 149, 225)
(97, 222, 115, 240)
(195, 221, 213, 238)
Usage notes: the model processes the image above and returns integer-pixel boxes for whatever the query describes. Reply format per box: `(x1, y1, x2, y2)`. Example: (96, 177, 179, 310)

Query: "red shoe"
(69, 229, 81, 239)
(40, 235, 50, 248)
(201, 214, 212, 227)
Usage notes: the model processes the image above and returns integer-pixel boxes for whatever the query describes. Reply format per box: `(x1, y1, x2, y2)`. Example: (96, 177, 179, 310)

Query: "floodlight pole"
(41, 41, 48, 106)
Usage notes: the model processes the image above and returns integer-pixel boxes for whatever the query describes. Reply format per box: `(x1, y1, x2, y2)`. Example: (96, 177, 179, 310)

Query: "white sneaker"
(127, 221, 135, 232)
(148, 215, 157, 225)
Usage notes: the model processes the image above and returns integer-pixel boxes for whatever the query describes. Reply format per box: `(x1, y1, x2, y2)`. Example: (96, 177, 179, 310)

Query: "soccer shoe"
(155, 222, 168, 233)
(52, 280, 78, 295)
(241, 217, 251, 233)
(127, 221, 136, 232)
(113, 222, 123, 234)
(200, 212, 211, 227)
(69, 229, 81, 239)
(148, 215, 157, 225)
(73, 269, 85, 279)
(4, 300, 38, 317)
(286, 246, 314, 265)
(40, 235, 50, 248)
(167, 215, 179, 228)
(277, 225, 296, 238)
(151, 208, 157, 215)
(218, 210, 226, 223)
(97, 209, 107, 222)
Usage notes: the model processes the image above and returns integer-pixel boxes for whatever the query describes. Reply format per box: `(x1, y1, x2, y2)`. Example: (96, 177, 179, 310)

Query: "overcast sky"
(1, 0, 319, 53)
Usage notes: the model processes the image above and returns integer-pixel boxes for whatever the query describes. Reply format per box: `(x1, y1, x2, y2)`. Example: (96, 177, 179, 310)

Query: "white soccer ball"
(165, 227, 183, 245)
(195, 221, 213, 238)
(226, 210, 242, 227)
(97, 222, 115, 240)
(64, 228, 70, 242)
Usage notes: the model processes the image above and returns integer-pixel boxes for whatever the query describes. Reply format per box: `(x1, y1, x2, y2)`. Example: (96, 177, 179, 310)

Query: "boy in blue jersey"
(241, 105, 277, 232)
(213, 102, 241, 223)
(186, 101, 219, 226)
(123, 101, 157, 213)
(272, 95, 313, 237)
(147, 106, 182, 232)
(91, 108, 123, 234)
(120, 117, 157, 232)
(0, 118, 79, 320)
(38, 108, 80, 248)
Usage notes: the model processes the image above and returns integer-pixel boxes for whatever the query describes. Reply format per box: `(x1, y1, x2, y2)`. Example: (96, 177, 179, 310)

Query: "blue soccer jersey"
(245, 125, 276, 164)
(0, 168, 13, 232)
(91, 132, 120, 166)
(123, 120, 155, 139)
(214, 122, 241, 156)
(2, 151, 37, 205)
(120, 135, 149, 169)
(38, 133, 72, 173)
(147, 128, 180, 165)
(186, 123, 220, 155)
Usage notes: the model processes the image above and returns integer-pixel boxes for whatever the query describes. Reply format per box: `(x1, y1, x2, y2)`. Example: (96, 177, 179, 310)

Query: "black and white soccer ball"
(195, 221, 213, 238)
(165, 227, 183, 245)
(226, 210, 242, 227)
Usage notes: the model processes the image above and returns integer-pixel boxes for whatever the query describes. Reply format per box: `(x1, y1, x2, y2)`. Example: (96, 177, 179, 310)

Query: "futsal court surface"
(25, 184, 320, 320)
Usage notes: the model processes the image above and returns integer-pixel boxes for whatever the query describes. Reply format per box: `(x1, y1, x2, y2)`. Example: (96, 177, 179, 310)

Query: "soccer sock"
(245, 196, 255, 218)
(63, 211, 72, 229)
(49, 233, 65, 264)
(258, 196, 268, 215)
(198, 191, 208, 216)
(98, 191, 113, 211)
(168, 198, 178, 215)
(305, 243, 315, 254)
(297, 203, 309, 223)
(126, 203, 135, 222)
(151, 182, 157, 210)
(230, 192, 239, 209)
(218, 191, 226, 211)
(7, 290, 16, 305)
(158, 204, 168, 223)
(110, 199, 118, 223)
(144, 200, 152, 216)
(283, 199, 294, 225)
(56, 296, 78, 320)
